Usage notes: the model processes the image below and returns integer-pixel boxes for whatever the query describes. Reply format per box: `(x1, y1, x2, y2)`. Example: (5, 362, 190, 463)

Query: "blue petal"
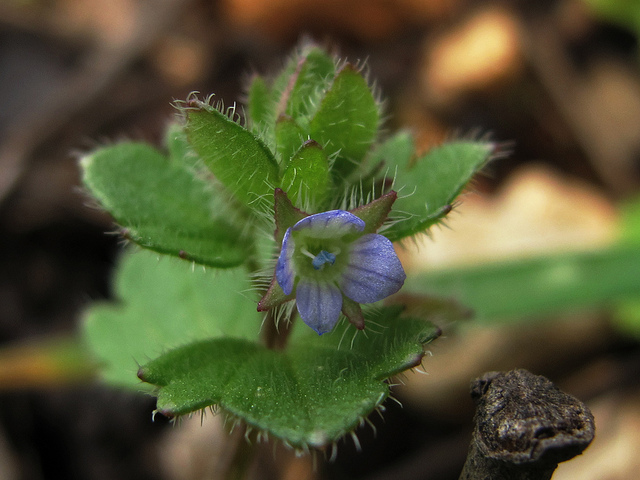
(340, 234, 406, 304)
(275, 228, 296, 295)
(292, 210, 365, 239)
(295, 278, 343, 335)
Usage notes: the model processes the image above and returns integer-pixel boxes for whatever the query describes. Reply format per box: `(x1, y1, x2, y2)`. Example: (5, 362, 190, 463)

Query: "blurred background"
(1, 0, 640, 479)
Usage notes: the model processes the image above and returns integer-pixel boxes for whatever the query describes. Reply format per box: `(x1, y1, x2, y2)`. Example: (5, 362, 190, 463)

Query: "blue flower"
(275, 210, 406, 335)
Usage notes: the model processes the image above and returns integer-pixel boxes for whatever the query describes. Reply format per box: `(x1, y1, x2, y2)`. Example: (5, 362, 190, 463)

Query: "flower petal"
(275, 228, 296, 295)
(292, 210, 364, 239)
(295, 278, 343, 335)
(340, 233, 406, 304)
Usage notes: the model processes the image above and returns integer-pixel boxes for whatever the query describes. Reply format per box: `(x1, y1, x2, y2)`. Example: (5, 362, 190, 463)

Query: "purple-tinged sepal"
(350, 190, 397, 234)
(274, 188, 307, 244)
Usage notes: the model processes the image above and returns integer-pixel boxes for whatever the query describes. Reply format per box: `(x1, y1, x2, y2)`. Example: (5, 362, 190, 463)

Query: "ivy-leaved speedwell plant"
(80, 44, 494, 452)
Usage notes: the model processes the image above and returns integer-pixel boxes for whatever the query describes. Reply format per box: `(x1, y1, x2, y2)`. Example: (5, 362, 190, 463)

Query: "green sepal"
(310, 64, 380, 179)
(280, 140, 331, 210)
(185, 103, 280, 209)
(139, 307, 441, 449)
(82, 249, 261, 388)
(275, 115, 306, 166)
(273, 188, 307, 245)
(384, 140, 494, 241)
(350, 191, 397, 234)
(80, 142, 249, 268)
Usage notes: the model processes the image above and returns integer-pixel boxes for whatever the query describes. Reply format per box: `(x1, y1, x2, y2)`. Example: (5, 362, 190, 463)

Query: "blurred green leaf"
(83, 249, 261, 388)
(612, 196, 640, 337)
(404, 245, 640, 322)
(583, 0, 640, 39)
(186, 105, 279, 208)
(368, 131, 415, 170)
(139, 307, 440, 448)
(80, 142, 249, 268)
(383, 140, 493, 242)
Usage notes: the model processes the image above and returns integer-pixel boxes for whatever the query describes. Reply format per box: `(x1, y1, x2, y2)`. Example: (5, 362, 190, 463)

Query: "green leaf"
(270, 53, 300, 114)
(404, 245, 640, 323)
(620, 196, 640, 245)
(83, 249, 261, 388)
(383, 140, 493, 241)
(186, 105, 280, 208)
(164, 122, 192, 164)
(613, 196, 640, 337)
(310, 65, 380, 178)
(247, 75, 272, 132)
(583, 0, 640, 40)
(285, 47, 335, 122)
(280, 140, 331, 209)
(80, 142, 249, 267)
(139, 307, 441, 448)
(368, 130, 415, 171)
(275, 115, 306, 166)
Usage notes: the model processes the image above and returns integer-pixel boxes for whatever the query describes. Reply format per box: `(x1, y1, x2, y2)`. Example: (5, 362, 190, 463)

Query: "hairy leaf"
(139, 307, 440, 448)
(383, 140, 493, 241)
(80, 142, 249, 267)
(83, 249, 261, 388)
(310, 65, 380, 179)
(186, 105, 280, 208)
(280, 140, 331, 209)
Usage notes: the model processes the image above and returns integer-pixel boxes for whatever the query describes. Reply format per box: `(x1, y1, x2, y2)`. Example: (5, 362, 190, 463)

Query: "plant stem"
(459, 369, 595, 480)
(261, 308, 295, 350)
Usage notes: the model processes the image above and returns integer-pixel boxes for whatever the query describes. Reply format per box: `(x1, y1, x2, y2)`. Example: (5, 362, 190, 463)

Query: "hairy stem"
(261, 308, 296, 350)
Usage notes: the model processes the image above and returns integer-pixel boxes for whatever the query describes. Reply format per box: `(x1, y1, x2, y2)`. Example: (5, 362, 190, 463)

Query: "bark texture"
(459, 369, 595, 480)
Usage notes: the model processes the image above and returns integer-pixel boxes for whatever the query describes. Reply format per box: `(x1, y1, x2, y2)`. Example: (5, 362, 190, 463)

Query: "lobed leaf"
(80, 142, 249, 267)
(139, 307, 441, 448)
(83, 249, 261, 388)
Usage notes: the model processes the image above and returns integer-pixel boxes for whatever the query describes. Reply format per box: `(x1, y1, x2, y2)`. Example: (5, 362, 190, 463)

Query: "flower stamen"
(311, 250, 337, 270)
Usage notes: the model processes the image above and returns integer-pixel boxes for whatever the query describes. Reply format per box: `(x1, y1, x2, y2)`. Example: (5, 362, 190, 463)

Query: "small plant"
(80, 44, 493, 456)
